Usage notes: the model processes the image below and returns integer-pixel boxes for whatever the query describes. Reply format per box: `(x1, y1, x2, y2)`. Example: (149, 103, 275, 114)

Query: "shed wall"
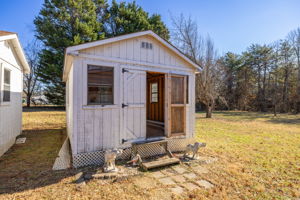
(69, 35, 196, 155)
(0, 40, 23, 157)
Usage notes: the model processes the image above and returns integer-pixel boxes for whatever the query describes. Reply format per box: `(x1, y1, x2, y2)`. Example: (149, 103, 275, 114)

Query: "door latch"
(122, 103, 128, 108)
(122, 68, 129, 73)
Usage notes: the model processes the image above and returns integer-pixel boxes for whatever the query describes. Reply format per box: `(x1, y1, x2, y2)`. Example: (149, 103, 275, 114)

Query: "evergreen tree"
(34, 0, 108, 105)
(105, 0, 169, 40)
(35, 0, 169, 105)
(219, 52, 242, 109)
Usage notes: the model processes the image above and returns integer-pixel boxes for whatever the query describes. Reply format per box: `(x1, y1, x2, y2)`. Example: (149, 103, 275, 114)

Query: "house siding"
(0, 40, 23, 157)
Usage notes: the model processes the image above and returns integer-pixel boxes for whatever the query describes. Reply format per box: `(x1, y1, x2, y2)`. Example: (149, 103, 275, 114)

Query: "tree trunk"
(206, 105, 212, 118)
(297, 57, 300, 113)
(282, 68, 289, 112)
(273, 104, 277, 117)
(26, 95, 31, 107)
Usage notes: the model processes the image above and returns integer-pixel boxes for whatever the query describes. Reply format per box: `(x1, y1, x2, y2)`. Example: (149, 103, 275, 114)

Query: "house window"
(151, 82, 158, 103)
(3, 68, 11, 102)
(87, 65, 113, 105)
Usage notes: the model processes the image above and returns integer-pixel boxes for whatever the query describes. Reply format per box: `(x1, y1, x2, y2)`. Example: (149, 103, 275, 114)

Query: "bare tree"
(198, 37, 220, 117)
(288, 28, 300, 113)
(279, 40, 295, 112)
(23, 40, 41, 107)
(171, 14, 219, 118)
(270, 41, 281, 116)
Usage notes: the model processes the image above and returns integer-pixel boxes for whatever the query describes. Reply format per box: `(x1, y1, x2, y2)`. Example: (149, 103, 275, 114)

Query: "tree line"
(218, 34, 300, 115)
(169, 15, 299, 117)
(24, 0, 300, 118)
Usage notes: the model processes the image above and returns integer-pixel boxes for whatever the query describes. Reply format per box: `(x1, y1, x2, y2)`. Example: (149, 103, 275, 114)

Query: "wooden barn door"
(122, 68, 146, 141)
(168, 74, 187, 136)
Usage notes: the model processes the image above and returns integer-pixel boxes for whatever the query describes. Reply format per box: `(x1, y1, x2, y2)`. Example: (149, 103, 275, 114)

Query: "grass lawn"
(0, 110, 299, 199)
(194, 111, 300, 199)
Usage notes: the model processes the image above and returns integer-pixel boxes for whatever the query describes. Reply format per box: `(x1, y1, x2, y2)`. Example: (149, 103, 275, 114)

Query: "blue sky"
(0, 0, 299, 54)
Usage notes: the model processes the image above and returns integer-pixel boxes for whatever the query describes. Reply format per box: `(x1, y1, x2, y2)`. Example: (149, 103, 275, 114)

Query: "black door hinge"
(122, 68, 129, 73)
(122, 103, 128, 108)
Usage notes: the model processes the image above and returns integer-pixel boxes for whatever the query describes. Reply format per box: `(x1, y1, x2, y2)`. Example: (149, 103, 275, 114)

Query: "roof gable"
(65, 30, 200, 70)
(0, 30, 30, 73)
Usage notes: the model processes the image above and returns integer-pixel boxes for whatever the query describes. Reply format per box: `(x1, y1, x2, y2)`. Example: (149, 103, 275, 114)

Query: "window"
(87, 65, 113, 105)
(151, 82, 158, 103)
(3, 68, 11, 102)
(141, 42, 153, 49)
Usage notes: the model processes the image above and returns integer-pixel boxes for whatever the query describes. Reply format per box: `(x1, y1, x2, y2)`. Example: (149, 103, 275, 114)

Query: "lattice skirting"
(72, 137, 196, 168)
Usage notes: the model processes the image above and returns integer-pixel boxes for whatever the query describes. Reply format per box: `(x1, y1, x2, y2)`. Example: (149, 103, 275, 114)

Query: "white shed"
(0, 31, 30, 157)
(63, 31, 200, 168)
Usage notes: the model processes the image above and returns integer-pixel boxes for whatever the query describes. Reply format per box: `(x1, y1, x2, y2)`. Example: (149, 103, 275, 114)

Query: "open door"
(146, 72, 165, 138)
(167, 74, 187, 136)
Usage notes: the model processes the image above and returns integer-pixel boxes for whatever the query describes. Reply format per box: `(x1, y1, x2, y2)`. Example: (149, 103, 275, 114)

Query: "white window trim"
(0, 63, 11, 106)
(82, 59, 119, 109)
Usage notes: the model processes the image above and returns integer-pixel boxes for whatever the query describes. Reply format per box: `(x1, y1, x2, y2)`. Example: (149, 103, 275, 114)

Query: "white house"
(63, 31, 200, 168)
(0, 31, 30, 157)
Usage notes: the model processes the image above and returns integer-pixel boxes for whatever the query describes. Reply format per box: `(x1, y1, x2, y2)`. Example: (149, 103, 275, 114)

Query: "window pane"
(151, 82, 158, 103)
(88, 65, 113, 86)
(171, 76, 184, 104)
(151, 83, 158, 93)
(87, 65, 113, 105)
(4, 69, 10, 84)
(151, 93, 158, 102)
(3, 85, 10, 102)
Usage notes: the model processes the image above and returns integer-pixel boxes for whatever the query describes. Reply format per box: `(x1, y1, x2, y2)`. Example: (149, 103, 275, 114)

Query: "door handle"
(122, 103, 129, 108)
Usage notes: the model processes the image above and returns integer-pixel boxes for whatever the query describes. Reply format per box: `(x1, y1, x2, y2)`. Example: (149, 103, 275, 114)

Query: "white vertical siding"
(71, 58, 121, 154)
(68, 35, 197, 155)
(66, 64, 74, 142)
(186, 73, 196, 138)
(81, 35, 194, 71)
(0, 41, 23, 157)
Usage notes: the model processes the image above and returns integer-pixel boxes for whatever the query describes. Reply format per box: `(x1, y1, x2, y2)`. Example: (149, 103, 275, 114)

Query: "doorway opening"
(146, 72, 165, 138)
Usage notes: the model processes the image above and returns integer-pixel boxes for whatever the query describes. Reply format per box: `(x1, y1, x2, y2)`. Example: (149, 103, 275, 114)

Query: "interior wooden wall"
(146, 73, 165, 122)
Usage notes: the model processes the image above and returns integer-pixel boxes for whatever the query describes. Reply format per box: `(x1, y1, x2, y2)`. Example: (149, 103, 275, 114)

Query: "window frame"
(186, 75, 189, 104)
(3, 67, 11, 102)
(86, 64, 114, 106)
(0, 63, 11, 106)
(150, 82, 158, 103)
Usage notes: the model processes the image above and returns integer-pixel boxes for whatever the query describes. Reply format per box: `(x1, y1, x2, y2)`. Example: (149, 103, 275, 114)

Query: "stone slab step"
(141, 157, 180, 170)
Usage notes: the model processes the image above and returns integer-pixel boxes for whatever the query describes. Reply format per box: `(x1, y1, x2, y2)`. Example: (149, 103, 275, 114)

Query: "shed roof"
(0, 30, 30, 73)
(0, 30, 15, 36)
(63, 30, 201, 81)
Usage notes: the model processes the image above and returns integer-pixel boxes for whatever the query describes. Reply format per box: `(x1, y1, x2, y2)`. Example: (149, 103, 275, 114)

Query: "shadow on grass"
(0, 128, 78, 195)
(23, 106, 65, 112)
(196, 111, 300, 125)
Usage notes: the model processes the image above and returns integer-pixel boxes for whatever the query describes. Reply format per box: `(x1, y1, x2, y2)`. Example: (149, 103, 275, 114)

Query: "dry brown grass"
(0, 110, 299, 200)
(22, 110, 66, 131)
(193, 111, 300, 200)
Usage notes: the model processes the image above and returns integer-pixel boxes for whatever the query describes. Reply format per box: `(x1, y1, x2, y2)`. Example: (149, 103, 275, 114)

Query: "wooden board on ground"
(141, 157, 180, 170)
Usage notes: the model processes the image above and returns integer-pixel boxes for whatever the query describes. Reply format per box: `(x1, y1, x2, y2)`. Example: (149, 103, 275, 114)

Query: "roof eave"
(1, 34, 30, 74)
(11, 37, 30, 74)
